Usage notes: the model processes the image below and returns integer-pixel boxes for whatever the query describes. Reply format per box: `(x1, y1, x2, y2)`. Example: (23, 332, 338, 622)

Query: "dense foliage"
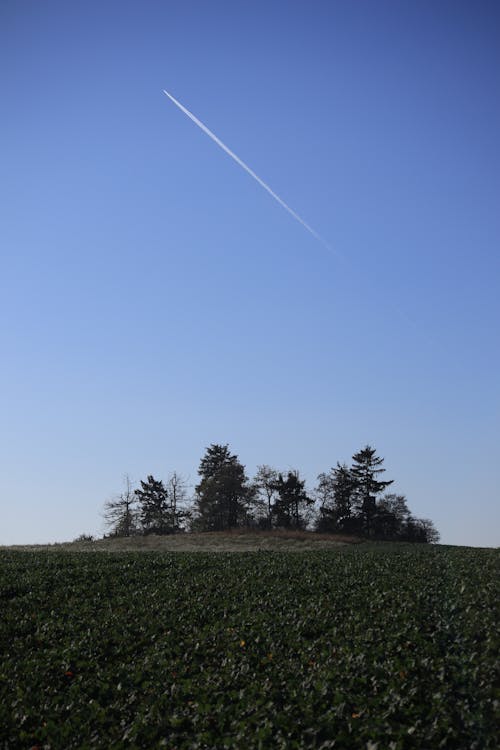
(1, 545, 498, 748)
(193, 445, 254, 531)
(104, 444, 438, 542)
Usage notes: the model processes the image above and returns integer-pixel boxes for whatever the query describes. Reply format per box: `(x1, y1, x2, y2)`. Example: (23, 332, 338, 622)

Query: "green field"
(1, 544, 498, 749)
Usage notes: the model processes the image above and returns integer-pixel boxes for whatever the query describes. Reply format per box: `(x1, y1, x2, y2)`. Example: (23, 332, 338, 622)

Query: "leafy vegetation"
(104, 444, 439, 543)
(1, 544, 497, 748)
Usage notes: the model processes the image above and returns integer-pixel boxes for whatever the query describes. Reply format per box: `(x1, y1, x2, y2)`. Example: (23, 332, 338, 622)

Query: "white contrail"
(162, 89, 333, 254)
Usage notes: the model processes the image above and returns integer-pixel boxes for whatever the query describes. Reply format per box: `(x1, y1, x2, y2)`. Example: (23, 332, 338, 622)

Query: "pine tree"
(135, 475, 172, 534)
(351, 445, 393, 536)
(194, 444, 252, 531)
(316, 463, 357, 532)
(272, 471, 312, 529)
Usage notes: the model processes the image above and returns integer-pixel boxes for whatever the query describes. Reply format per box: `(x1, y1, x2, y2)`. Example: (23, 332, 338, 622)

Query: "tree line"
(103, 444, 439, 543)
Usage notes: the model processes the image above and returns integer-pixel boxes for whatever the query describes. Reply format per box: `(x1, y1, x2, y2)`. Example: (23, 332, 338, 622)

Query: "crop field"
(0, 545, 498, 749)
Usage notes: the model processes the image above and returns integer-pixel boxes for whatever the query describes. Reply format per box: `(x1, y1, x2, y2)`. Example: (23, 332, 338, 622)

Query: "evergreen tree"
(135, 475, 172, 534)
(272, 471, 312, 529)
(351, 445, 393, 536)
(316, 463, 357, 532)
(194, 444, 252, 531)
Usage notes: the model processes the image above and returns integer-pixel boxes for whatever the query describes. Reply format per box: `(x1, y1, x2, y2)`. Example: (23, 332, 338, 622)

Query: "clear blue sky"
(1, 1, 499, 546)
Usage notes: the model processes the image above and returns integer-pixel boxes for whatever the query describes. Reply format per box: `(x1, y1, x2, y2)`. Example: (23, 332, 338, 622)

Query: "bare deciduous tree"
(254, 465, 279, 527)
(103, 475, 137, 537)
(166, 471, 190, 531)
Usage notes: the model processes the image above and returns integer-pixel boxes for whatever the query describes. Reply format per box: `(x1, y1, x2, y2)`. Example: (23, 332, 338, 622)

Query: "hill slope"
(5, 529, 362, 552)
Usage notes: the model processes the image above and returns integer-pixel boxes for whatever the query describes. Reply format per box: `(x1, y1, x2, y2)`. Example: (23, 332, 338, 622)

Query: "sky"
(1, 0, 499, 547)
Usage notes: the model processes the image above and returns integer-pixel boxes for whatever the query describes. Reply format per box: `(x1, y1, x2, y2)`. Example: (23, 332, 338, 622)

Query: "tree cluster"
(315, 446, 439, 542)
(103, 444, 439, 543)
(103, 472, 189, 537)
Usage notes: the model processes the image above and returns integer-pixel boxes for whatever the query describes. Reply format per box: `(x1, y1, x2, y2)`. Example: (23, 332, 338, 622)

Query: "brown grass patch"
(3, 530, 362, 553)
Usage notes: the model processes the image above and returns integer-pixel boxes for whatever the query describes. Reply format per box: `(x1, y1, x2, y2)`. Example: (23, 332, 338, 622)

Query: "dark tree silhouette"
(415, 518, 440, 544)
(102, 443, 439, 544)
(272, 471, 312, 529)
(135, 475, 172, 534)
(351, 446, 393, 536)
(402, 516, 440, 543)
(165, 471, 190, 532)
(103, 475, 137, 537)
(316, 463, 357, 532)
(254, 465, 280, 528)
(194, 444, 253, 531)
(374, 493, 410, 538)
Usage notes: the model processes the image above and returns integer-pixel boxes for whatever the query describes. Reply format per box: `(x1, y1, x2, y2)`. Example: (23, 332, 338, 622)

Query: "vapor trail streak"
(163, 89, 333, 253)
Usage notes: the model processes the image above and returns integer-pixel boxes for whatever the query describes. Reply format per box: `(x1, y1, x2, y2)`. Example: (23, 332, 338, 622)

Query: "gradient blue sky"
(2, 1, 499, 546)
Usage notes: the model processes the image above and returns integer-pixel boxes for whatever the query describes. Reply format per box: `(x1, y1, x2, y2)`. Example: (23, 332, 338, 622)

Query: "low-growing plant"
(0, 545, 498, 748)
